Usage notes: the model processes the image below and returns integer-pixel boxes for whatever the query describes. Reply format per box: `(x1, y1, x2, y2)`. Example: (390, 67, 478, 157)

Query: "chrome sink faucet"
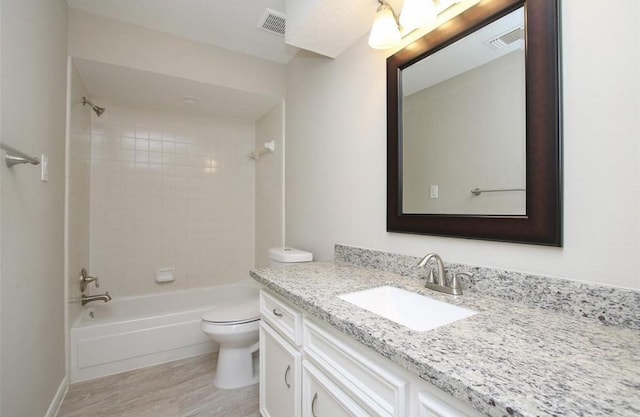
(416, 253, 471, 295)
(417, 253, 447, 286)
(82, 292, 112, 306)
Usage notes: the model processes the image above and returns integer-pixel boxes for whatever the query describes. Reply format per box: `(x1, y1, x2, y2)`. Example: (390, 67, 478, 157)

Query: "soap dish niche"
(155, 268, 175, 283)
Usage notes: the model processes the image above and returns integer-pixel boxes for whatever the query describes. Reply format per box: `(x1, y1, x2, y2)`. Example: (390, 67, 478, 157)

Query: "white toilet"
(269, 247, 313, 266)
(200, 248, 312, 389)
(200, 290, 261, 389)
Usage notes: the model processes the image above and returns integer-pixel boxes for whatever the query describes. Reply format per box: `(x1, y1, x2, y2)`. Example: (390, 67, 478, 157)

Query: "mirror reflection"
(401, 7, 525, 215)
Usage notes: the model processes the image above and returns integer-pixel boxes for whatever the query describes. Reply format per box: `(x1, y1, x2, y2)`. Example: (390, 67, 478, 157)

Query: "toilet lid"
(201, 300, 260, 324)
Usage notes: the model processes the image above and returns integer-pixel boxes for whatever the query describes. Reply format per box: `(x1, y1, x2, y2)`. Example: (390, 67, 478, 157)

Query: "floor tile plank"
(57, 353, 259, 417)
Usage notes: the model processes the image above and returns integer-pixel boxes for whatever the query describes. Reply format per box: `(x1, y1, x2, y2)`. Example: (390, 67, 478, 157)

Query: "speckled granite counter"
(250, 261, 640, 417)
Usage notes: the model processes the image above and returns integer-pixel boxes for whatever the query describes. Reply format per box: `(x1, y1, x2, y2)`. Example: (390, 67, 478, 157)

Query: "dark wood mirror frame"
(387, 0, 562, 246)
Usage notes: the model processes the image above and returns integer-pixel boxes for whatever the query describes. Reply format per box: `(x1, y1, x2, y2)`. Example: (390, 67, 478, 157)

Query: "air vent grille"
(258, 9, 286, 36)
(486, 27, 524, 50)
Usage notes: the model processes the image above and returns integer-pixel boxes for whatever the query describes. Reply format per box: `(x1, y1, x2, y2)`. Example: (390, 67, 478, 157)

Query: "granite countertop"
(251, 261, 640, 417)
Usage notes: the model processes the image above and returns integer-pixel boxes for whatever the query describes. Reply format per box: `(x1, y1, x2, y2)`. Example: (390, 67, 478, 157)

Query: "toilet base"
(213, 343, 259, 389)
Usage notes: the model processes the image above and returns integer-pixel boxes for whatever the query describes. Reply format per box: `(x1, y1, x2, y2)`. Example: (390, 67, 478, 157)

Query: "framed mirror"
(387, 0, 561, 246)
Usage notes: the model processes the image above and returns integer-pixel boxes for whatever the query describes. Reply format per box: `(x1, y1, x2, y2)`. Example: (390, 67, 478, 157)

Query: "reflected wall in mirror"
(387, 0, 562, 246)
(402, 7, 525, 215)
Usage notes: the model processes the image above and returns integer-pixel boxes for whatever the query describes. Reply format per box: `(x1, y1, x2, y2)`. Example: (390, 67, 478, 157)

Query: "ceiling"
(73, 58, 282, 121)
(65, 0, 382, 119)
(67, 0, 485, 119)
(66, 0, 299, 64)
(403, 7, 525, 96)
(64, 0, 483, 65)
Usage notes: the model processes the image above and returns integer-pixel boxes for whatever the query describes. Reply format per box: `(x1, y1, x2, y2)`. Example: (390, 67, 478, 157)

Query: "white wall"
(285, 0, 640, 290)
(88, 104, 256, 296)
(67, 8, 286, 99)
(0, 1, 68, 416)
(255, 103, 285, 267)
(403, 50, 526, 215)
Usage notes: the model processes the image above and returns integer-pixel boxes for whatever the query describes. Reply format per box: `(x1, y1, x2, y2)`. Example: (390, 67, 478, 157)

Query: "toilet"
(200, 289, 261, 389)
(200, 248, 312, 389)
(269, 247, 313, 266)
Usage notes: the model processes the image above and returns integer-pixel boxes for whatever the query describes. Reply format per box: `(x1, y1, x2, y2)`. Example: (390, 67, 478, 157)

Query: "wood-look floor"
(57, 353, 259, 417)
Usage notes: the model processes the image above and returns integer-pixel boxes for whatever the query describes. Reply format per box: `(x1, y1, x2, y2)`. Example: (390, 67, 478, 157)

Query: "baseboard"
(44, 376, 68, 417)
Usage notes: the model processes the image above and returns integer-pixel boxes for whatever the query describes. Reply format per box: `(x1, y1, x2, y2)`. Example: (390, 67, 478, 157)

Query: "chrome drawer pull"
(272, 308, 283, 317)
(284, 365, 291, 388)
(311, 392, 319, 417)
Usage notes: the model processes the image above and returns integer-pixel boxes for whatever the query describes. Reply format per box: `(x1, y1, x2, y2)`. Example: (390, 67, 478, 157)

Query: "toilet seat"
(203, 317, 260, 325)
(201, 300, 260, 325)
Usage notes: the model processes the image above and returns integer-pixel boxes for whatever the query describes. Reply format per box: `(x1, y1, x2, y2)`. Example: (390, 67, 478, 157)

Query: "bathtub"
(70, 282, 260, 383)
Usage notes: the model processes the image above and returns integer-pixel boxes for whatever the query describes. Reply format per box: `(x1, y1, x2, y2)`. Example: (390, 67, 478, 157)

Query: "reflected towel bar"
(471, 187, 526, 196)
(0, 143, 40, 168)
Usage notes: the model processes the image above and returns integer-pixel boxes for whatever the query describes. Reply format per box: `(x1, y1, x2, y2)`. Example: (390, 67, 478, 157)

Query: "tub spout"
(82, 292, 112, 306)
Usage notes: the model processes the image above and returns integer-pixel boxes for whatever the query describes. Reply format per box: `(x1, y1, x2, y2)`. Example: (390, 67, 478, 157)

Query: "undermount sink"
(338, 286, 477, 332)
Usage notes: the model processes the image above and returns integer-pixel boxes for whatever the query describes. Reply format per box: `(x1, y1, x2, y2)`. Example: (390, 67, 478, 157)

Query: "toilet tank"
(269, 247, 313, 266)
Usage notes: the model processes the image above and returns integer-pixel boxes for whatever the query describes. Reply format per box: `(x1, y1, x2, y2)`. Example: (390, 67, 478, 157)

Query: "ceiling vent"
(258, 9, 286, 36)
(485, 27, 524, 50)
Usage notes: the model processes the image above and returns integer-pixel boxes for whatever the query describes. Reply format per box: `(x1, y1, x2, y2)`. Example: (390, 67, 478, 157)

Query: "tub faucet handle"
(80, 268, 100, 292)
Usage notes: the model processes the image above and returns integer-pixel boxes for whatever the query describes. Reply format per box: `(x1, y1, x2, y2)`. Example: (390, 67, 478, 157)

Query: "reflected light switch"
(40, 155, 48, 182)
(430, 185, 438, 199)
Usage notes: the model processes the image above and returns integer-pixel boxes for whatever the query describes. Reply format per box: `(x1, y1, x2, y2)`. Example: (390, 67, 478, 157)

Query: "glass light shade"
(399, 0, 437, 31)
(368, 4, 402, 49)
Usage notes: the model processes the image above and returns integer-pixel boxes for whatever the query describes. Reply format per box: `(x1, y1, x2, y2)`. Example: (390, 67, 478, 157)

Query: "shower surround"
(87, 104, 256, 296)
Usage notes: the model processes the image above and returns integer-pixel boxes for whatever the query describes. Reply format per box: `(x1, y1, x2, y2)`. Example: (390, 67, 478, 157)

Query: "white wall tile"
(68, 65, 92, 328)
(255, 104, 285, 267)
(89, 104, 256, 296)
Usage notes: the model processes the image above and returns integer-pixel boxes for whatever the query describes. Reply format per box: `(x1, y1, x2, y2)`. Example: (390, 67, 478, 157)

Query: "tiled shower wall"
(67, 65, 92, 325)
(255, 103, 284, 267)
(88, 104, 256, 296)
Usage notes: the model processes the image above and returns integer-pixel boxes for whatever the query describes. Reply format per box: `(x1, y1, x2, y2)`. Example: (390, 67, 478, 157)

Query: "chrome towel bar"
(0, 143, 40, 168)
(471, 187, 526, 196)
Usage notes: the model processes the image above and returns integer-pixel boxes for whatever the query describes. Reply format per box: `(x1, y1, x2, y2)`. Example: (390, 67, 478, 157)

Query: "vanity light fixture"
(368, 1, 402, 49)
(399, 0, 437, 31)
(369, 0, 462, 50)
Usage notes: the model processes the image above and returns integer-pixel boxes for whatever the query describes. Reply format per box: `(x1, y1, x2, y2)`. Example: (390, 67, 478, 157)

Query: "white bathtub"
(70, 282, 260, 382)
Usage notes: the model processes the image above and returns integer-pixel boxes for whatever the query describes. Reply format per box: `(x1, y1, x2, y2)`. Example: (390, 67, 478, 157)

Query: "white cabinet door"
(302, 361, 372, 417)
(260, 322, 302, 417)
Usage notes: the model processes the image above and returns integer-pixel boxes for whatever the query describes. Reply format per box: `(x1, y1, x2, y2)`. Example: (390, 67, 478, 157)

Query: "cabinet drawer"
(302, 360, 373, 417)
(303, 319, 408, 417)
(261, 290, 303, 346)
(417, 391, 480, 417)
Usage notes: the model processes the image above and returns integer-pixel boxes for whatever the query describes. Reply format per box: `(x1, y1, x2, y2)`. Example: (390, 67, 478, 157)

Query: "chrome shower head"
(81, 96, 106, 117)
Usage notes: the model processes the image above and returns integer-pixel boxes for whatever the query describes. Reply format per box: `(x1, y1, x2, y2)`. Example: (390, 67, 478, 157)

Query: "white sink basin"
(338, 286, 477, 331)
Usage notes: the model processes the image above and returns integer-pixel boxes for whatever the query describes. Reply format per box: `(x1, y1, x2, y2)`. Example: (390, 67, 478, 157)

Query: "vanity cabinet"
(303, 318, 407, 417)
(259, 322, 301, 417)
(260, 290, 484, 417)
(302, 360, 371, 417)
(259, 291, 303, 417)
